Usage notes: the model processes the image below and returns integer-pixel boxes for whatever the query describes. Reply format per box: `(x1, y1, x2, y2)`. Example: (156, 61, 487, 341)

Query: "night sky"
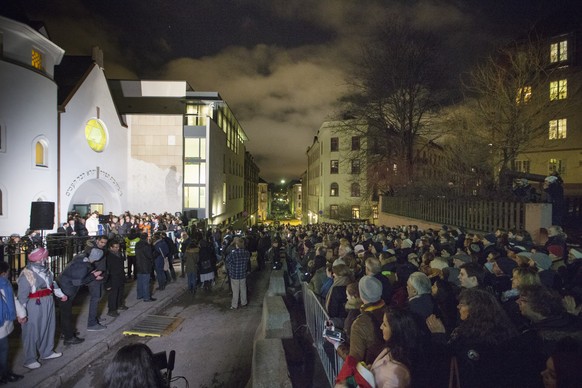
(3, 0, 576, 182)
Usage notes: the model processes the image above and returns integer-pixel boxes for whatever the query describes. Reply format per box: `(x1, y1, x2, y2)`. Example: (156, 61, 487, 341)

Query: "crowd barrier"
(301, 281, 343, 387)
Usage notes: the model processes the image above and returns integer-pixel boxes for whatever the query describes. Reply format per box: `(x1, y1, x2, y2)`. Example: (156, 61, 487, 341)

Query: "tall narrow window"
(330, 137, 339, 152)
(351, 206, 360, 219)
(330, 183, 339, 197)
(548, 159, 566, 175)
(352, 136, 360, 151)
(330, 160, 339, 174)
(372, 205, 378, 219)
(35, 141, 47, 167)
(351, 183, 360, 197)
(516, 86, 532, 104)
(351, 160, 360, 174)
(549, 119, 567, 139)
(549, 79, 567, 100)
(31, 49, 43, 70)
(330, 205, 339, 219)
(550, 40, 568, 63)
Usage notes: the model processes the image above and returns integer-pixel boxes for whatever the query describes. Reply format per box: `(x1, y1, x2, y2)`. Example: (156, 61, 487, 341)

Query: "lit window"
(393, 163, 398, 175)
(330, 160, 339, 174)
(330, 137, 339, 152)
(330, 183, 339, 197)
(330, 205, 339, 219)
(85, 119, 108, 152)
(31, 49, 43, 70)
(185, 137, 206, 158)
(184, 162, 206, 184)
(35, 140, 47, 167)
(352, 136, 360, 151)
(549, 119, 567, 139)
(548, 159, 566, 175)
(372, 205, 378, 219)
(352, 206, 360, 219)
(516, 86, 532, 104)
(184, 186, 206, 208)
(550, 40, 568, 63)
(351, 183, 360, 197)
(549, 80, 567, 100)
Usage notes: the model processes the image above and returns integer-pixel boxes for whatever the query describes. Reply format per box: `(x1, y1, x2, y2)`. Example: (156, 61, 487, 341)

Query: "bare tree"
(464, 35, 576, 188)
(338, 21, 449, 194)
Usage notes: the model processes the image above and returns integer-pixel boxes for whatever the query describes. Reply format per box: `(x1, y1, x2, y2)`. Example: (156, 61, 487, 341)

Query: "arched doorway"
(67, 178, 122, 217)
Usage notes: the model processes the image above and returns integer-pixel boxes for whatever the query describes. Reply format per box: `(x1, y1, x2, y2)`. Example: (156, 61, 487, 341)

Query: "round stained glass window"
(85, 118, 108, 152)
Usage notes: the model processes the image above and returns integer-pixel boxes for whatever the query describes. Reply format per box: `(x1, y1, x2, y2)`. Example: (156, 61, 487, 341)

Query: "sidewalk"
(9, 267, 187, 388)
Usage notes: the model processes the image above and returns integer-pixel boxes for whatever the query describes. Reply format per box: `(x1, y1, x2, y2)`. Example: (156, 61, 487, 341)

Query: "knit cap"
(531, 252, 552, 270)
(358, 275, 382, 303)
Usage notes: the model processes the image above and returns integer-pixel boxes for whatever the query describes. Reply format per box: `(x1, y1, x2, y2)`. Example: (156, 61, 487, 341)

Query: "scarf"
(325, 275, 353, 312)
(0, 277, 17, 326)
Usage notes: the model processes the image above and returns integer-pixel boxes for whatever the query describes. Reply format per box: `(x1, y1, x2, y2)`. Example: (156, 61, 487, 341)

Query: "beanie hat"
(532, 252, 552, 270)
(87, 248, 104, 262)
(483, 234, 496, 244)
(496, 257, 517, 275)
(452, 253, 471, 264)
(401, 239, 413, 249)
(28, 247, 48, 262)
(358, 275, 382, 303)
(354, 244, 365, 254)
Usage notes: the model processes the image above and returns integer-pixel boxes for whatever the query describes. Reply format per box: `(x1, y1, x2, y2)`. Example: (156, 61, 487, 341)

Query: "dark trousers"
(59, 298, 75, 340)
(127, 255, 136, 278)
(108, 285, 124, 311)
(87, 283, 102, 326)
(0, 336, 8, 376)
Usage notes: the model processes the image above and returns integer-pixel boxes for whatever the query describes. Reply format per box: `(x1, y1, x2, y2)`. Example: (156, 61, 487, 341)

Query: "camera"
(323, 328, 345, 342)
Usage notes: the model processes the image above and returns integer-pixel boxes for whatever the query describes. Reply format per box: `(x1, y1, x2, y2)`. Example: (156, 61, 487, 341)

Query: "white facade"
(59, 63, 129, 222)
(0, 16, 64, 235)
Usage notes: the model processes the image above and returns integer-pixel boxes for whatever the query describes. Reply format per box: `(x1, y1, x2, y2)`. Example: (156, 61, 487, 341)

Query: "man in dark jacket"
(105, 241, 127, 317)
(135, 233, 155, 302)
(257, 231, 271, 271)
(57, 248, 104, 345)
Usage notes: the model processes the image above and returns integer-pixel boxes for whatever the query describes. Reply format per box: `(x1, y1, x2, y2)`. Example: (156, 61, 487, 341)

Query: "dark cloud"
(5, 0, 563, 181)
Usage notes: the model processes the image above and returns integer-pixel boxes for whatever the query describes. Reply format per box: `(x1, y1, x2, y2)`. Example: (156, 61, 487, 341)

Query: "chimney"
(92, 46, 104, 69)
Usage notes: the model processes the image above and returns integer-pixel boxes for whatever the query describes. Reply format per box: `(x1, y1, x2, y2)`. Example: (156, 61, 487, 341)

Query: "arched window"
(330, 182, 339, 197)
(33, 138, 48, 167)
(351, 183, 360, 197)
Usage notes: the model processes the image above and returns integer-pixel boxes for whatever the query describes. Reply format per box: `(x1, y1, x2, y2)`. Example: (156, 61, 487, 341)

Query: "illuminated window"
(514, 160, 530, 173)
(35, 140, 47, 167)
(548, 159, 566, 175)
(549, 119, 567, 139)
(351, 160, 360, 174)
(223, 182, 227, 203)
(184, 162, 206, 184)
(331, 137, 339, 152)
(372, 205, 378, 219)
(549, 80, 567, 100)
(31, 49, 43, 70)
(184, 186, 206, 208)
(352, 136, 360, 151)
(185, 137, 206, 158)
(330, 205, 339, 219)
(516, 86, 532, 104)
(330, 160, 339, 174)
(351, 183, 360, 197)
(550, 40, 568, 63)
(393, 163, 398, 175)
(351, 206, 360, 219)
(84, 119, 108, 152)
(330, 182, 339, 197)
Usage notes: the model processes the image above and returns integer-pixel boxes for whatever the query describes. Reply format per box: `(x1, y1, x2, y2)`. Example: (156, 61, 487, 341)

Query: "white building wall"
(0, 16, 64, 236)
(59, 65, 129, 222)
(207, 120, 226, 223)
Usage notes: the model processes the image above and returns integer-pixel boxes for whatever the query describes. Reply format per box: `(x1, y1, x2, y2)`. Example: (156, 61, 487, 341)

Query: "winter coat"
(135, 239, 154, 274)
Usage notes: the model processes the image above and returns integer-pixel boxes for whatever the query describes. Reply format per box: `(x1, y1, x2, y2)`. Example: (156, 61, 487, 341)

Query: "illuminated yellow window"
(549, 79, 567, 100)
(548, 159, 565, 175)
(32, 49, 43, 70)
(85, 119, 108, 152)
(35, 141, 46, 166)
(549, 119, 567, 139)
(516, 86, 532, 104)
(550, 40, 568, 63)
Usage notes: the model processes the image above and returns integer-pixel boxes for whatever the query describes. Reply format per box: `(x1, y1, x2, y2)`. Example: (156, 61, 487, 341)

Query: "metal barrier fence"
(1, 235, 127, 283)
(301, 281, 343, 387)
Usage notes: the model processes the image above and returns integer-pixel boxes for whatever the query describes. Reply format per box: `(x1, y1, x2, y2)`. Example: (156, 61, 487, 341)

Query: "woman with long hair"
(427, 288, 518, 388)
(102, 344, 164, 388)
(370, 307, 421, 387)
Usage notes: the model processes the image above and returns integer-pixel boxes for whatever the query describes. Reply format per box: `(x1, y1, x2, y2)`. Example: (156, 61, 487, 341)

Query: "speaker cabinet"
(30, 201, 55, 230)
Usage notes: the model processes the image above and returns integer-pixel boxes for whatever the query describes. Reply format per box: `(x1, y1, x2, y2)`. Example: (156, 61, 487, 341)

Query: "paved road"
(61, 267, 270, 388)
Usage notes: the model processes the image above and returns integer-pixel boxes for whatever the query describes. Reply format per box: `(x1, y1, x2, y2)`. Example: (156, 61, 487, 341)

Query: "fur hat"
(358, 275, 382, 303)
(531, 252, 552, 270)
(28, 247, 48, 262)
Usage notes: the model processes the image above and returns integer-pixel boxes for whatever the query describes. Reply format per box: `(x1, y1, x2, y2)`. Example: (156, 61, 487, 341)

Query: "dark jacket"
(105, 251, 125, 288)
(198, 239, 216, 275)
(135, 238, 153, 274)
(57, 253, 99, 298)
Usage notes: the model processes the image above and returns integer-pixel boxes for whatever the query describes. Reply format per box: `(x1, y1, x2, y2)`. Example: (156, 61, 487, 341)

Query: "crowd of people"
(277, 222, 582, 388)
